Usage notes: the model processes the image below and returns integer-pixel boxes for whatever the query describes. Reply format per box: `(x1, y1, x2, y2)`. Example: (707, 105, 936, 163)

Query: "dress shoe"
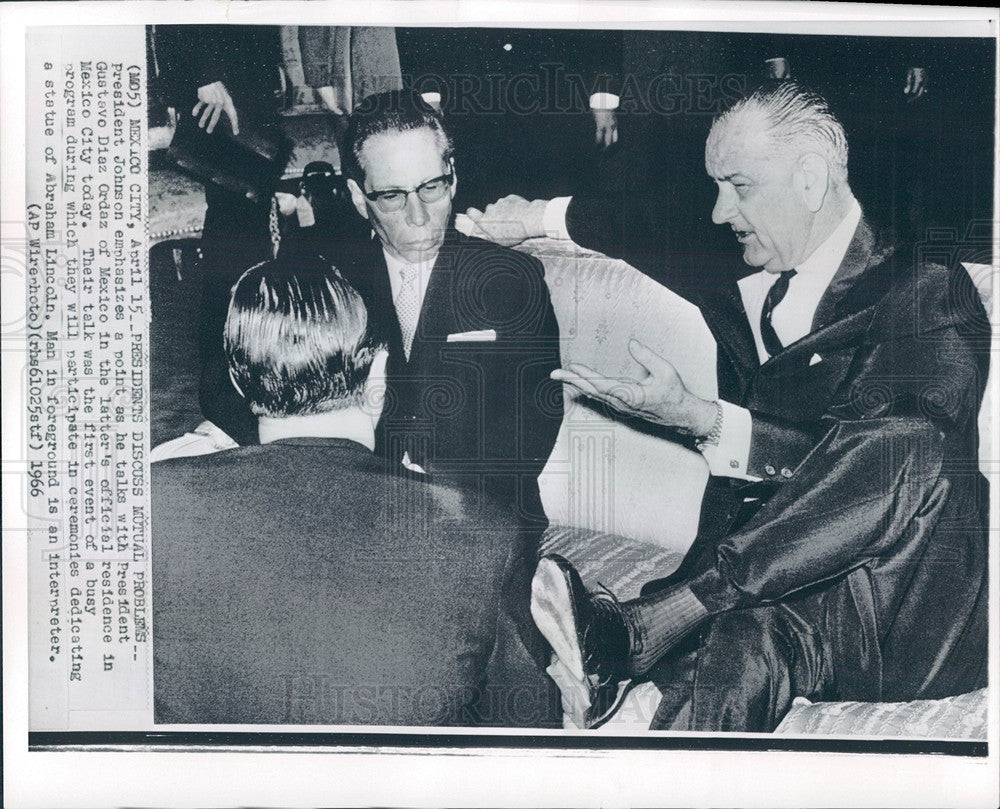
(530, 554, 635, 728)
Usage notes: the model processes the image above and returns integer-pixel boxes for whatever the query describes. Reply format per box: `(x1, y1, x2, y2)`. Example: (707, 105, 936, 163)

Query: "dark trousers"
(649, 604, 834, 732)
(644, 418, 986, 732)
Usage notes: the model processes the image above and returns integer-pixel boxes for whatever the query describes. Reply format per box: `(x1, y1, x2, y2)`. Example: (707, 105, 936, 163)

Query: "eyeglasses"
(364, 172, 453, 213)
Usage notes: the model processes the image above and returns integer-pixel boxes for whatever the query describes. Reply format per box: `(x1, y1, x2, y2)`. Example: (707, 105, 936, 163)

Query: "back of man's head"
(342, 89, 454, 184)
(224, 255, 382, 417)
(712, 81, 850, 186)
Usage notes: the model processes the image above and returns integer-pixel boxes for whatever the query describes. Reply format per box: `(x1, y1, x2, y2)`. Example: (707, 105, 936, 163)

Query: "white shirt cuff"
(420, 91, 443, 110)
(589, 92, 620, 110)
(699, 400, 759, 480)
(543, 197, 573, 240)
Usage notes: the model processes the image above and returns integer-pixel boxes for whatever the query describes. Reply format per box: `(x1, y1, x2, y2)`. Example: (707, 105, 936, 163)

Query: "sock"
(623, 585, 709, 677)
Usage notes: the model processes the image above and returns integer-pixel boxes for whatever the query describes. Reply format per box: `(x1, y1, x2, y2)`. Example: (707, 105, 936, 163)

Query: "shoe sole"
(530, 557, 586, 682)
(588, 678, 635, 730)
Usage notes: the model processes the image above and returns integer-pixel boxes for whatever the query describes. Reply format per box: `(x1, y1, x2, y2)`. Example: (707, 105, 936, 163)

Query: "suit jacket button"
(781, 467, 793, 478)
(764, 465, 776, 476)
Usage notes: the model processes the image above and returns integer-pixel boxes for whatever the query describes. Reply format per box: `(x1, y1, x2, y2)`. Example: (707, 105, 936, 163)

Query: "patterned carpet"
(149, 113, 345, 447)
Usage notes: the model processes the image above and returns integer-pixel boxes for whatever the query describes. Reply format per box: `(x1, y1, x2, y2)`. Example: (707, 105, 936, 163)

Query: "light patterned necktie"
(395, 263, 421, 360)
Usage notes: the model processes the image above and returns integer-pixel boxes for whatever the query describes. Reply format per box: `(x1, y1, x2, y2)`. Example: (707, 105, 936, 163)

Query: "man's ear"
(795, 152, 830, 213)
(228, 366, 245, 400)
(362, 348, 389, 422)
(346, 178, 370, 221)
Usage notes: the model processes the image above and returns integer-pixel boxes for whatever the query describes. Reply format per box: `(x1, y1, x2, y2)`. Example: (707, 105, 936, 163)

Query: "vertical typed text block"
(25, 27, 150, 730)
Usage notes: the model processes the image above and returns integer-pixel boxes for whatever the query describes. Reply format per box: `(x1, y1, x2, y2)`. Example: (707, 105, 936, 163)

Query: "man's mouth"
(733, 229, 754, 243)
(405, 238, 439, 251)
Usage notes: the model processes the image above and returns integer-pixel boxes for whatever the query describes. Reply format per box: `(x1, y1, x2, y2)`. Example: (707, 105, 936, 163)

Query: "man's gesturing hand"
(193, 81, 239, 135)
(455, 195, 547, 246)
(552, 339, 717, 437)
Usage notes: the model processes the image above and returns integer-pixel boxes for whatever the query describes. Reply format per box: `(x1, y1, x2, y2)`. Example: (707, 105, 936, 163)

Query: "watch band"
(696, 400, 724, 448)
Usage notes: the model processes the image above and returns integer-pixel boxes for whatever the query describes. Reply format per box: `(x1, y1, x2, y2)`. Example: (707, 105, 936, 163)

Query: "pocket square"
(447, 329, 497, 342)
(809, 353, 823, 366)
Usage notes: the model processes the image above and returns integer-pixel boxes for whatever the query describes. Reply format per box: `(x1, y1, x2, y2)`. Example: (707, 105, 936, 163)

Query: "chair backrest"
(963, 262, 994, 470)
(520, 238, 717, 554)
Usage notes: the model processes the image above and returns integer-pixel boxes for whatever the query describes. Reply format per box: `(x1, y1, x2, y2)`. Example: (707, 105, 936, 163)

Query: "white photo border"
(2, 1, 998, 807)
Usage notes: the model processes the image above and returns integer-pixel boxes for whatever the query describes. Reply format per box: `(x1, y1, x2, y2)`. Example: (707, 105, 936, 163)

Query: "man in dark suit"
(326, 92, 564, 720)
(153, 256, 552, 727)
(336, 90, 563, 527)
(462, 81, 989, 731)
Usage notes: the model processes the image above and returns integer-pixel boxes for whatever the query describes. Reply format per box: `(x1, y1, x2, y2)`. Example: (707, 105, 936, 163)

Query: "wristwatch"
(696, 400, 724, 449)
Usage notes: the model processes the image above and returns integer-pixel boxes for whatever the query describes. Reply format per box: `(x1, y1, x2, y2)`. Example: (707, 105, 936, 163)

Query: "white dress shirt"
(383, 248, 437, 474)
(739, 199, 862, 365)
(545, 196, 863, 479)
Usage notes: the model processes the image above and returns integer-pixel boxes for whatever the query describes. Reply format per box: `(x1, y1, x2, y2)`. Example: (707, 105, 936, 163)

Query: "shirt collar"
(382, 247, 439, 306)
(795, 197, 862, 278)
(382, 247, 438, 278)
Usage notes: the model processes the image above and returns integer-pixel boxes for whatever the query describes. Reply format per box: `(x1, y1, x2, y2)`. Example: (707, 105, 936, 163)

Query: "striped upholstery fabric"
(540, 525, 684, 601)
(775, 688, 988, 739)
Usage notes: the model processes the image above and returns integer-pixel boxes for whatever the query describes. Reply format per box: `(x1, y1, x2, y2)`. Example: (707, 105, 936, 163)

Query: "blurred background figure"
(151, 24, 289, 445)
(299, 26, 403, 115)
(297, 26, 403, 153)
(273, 160, 363, 264)
(397, 28, 621, 209)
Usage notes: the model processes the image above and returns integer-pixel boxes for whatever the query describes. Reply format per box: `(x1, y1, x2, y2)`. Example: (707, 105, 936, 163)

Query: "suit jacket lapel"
(750, 215, 892, 372)
(700, 283, 759, 402)
(811, 216, 893, 331)
(745, 216, 894, 418)
(367, 249, 409, 375)
(406, 239, 458, 366)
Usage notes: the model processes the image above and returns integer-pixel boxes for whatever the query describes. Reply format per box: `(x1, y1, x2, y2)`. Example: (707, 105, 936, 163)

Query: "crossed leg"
(649, 601, 833, 732)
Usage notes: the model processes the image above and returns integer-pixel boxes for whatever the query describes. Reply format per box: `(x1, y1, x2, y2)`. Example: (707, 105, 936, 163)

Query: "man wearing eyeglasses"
(332, 92, 564, 723)
(334, 90, 563, 534)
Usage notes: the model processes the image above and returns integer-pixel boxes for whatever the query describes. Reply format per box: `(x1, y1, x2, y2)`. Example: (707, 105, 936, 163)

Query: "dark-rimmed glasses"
(364, 172, 453, 213)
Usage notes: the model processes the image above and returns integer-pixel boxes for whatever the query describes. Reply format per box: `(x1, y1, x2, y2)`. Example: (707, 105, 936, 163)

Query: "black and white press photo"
(144, 20, 995, 736)
(5, 3, 998, 807)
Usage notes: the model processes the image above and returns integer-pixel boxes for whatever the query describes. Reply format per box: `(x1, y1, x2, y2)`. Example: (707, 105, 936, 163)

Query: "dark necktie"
(760, 269, 797, 358)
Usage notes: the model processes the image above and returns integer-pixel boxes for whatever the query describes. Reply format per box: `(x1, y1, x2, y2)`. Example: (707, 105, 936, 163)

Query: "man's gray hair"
(342, 89, 454, 185)
(713, 82, 849, 184)
(225, 254, 384, 418)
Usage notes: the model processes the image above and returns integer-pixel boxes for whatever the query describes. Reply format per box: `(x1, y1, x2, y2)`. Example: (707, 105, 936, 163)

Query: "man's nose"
(404, 192, 430, 227)
(712, 185, 736, 225)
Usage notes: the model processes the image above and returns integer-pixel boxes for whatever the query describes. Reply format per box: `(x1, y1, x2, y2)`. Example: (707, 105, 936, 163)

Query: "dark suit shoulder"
(422, 475, 523, 535)
(446, 232, 557, 339)
(152, 441, 376, 494)
(152, 444, 251, 480)
(867, 248, 989, 342)
(450, 232, 546, 273)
